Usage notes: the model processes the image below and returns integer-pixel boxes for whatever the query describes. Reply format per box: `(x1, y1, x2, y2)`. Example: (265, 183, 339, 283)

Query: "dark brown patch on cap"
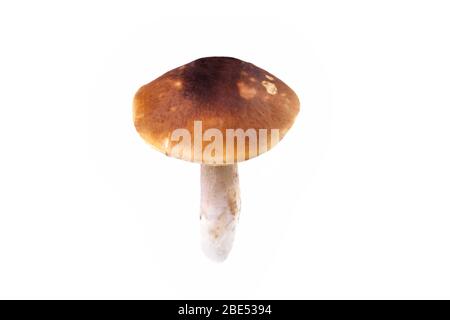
(180, 57, 241, 105)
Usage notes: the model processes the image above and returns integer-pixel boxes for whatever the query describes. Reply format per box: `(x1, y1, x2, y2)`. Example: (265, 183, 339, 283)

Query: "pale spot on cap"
(162, 137, 170, 153)
(265, 75, 275, 81)
(261, 80, 278, 95)
(237, 81, 257, 99)
(174, 80, 183, 89)
(134, 112, 145, 119)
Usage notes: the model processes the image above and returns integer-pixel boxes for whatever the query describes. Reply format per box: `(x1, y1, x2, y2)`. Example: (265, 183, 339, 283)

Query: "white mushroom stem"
(200, 164, 241, 262)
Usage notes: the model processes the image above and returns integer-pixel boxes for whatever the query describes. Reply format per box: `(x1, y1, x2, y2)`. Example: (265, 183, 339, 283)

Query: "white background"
(0, 1, 449, 299)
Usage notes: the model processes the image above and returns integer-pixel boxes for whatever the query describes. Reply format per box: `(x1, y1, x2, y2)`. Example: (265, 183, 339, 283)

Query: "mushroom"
(133, 57, 300, 261)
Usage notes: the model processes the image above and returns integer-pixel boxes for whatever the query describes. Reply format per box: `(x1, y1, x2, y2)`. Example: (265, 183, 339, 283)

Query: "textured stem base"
(200, 164, 241, 262)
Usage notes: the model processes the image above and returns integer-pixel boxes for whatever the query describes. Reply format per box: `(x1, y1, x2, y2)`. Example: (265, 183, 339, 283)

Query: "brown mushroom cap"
(133, 57, 300, 164)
